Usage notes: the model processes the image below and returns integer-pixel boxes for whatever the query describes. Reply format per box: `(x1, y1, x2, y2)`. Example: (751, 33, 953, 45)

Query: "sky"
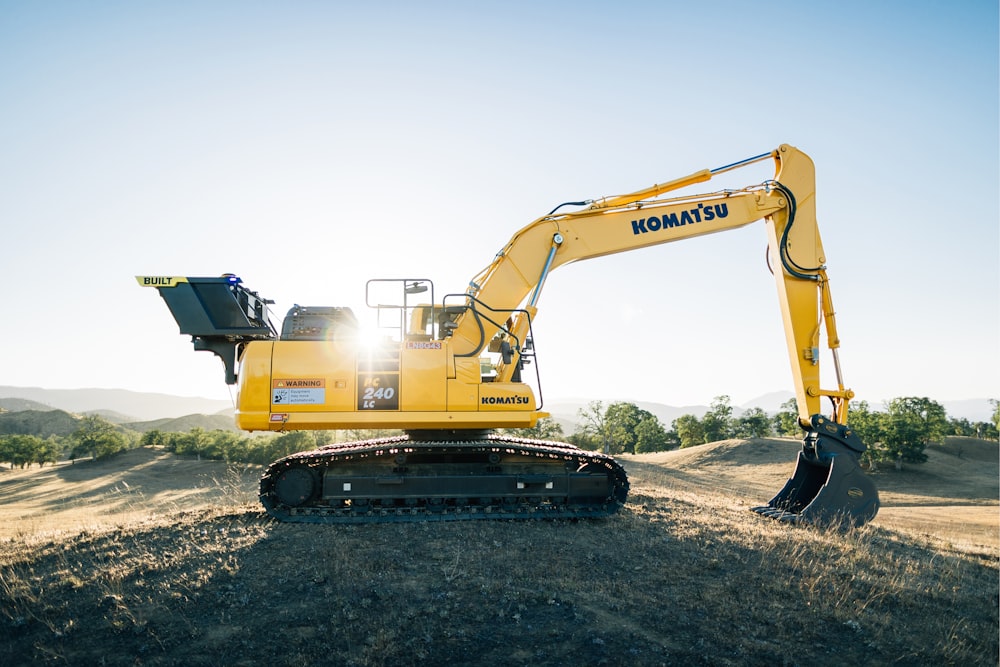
(1, 1, 997, 411)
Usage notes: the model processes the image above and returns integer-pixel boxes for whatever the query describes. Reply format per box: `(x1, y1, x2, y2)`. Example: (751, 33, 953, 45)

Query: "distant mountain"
(0, 397, 159, 424)
(739, 391, 795, 413)
(0, 387, 233, 422)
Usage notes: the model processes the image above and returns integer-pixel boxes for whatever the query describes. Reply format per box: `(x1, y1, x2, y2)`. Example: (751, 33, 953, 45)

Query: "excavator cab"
(753, 415, 879, 527)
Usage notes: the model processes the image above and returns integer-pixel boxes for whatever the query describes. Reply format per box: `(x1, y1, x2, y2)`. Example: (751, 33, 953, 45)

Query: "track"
(259, 433, 629, 524)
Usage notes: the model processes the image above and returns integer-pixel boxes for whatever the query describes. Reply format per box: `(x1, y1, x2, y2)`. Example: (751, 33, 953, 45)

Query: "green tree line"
(561, 396, 999, 472)
(1, 398, 997, 471)
(140, 428, 345, 466)
(0, 412, 406, 470)
(0, 415, 141, 468)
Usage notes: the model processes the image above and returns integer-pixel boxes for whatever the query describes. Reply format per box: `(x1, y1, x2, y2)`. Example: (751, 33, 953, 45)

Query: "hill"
(86, 409, 141, 424)
(0, 399, 146, 425)
(0, 447, 256, 537)
(0, 441, 996, 666)
(0, 397, 54, 412)
(0, 409, 82, 438)
(0, 386, 232, 422)
(622, 436, 999, 551)
(0, 409, 239, 439)
(124, 413, 241, 433)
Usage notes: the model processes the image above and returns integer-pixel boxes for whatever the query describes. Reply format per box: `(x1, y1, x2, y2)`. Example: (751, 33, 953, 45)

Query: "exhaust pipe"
(752, 415, 879, 528)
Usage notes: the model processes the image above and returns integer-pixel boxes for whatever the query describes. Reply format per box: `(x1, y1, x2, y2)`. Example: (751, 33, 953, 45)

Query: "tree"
(33, 436, 62, 467)
(634, 415, 671, 453)
(197, 430, 239, 460)
(975, 420, 999, 442)
(169, 427, 208, 456)
(892, 397, 947, 443)
(504, 417, 564, 440)
(877, 414, 927, 470)
(701, 395, 734, 442)
(69, 415, 130, 461)
(605, 402, 645, 454)
(576, 400, 612, 453)
(673, 414, 705, 449)
(0, 434, 43, 468)
(215, 431, 250, 462)
(661, 426, 682, 451)
(564, 431, 599, 451)
(732, 406, 772, 438)
(772, 398, 801, 436)
(846, 400, 883, 469)
(573, 401, 669, 454)
(869, 397, 945, 470)
(141, 429, 167, 448)
(265, 431, 317, 463)
(948, 417, 975, 437)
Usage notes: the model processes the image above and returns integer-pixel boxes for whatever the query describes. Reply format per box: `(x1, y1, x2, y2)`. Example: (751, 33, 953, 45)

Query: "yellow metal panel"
(236, 340, 360, 431)
(454, 357, 481, 385)
(234, 341, 275, 431)
(446, 378, 479, 411)
(399, 342, 448, 411)
(270, 341, 357, 412)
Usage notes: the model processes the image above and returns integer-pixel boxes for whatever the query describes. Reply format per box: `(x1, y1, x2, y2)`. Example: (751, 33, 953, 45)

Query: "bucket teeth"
(751, 506, 801, 523)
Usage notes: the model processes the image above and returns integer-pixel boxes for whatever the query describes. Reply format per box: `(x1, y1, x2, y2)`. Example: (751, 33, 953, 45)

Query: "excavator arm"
(451, 146, 839, 424)
(443, 144, 878, 525)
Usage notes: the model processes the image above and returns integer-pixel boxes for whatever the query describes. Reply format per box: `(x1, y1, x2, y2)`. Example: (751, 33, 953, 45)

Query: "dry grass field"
(624, 436, 999, 556)
(0, 447, 258, 541)
(0, 438, 996, 666)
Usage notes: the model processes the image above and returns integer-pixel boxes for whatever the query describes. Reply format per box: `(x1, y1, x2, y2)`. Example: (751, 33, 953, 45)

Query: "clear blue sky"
(1, 1, 997, 409)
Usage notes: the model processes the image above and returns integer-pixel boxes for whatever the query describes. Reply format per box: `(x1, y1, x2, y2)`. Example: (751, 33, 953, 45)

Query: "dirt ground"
(0, 439, 997, 666)
(3, 437, 993, 550)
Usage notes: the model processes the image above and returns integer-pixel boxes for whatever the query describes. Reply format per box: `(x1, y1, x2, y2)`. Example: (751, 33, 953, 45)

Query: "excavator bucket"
(752, 416, 879, 528)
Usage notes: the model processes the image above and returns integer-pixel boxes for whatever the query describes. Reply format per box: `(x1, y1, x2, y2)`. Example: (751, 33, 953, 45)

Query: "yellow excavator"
(138, 144, 879, 526)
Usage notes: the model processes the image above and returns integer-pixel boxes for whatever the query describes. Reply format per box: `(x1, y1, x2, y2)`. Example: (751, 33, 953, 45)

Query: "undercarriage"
(259, 432, 630, 524)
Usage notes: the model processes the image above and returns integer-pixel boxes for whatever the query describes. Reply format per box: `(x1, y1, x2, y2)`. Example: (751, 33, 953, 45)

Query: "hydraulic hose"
(770, 181, 822, 281)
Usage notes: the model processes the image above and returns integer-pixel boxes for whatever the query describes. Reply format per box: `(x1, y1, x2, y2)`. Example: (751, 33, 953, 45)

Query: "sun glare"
(357, 322, 394, 350)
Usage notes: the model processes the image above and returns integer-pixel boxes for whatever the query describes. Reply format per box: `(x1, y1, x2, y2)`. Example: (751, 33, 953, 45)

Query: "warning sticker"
(272, 379, 326, 405)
